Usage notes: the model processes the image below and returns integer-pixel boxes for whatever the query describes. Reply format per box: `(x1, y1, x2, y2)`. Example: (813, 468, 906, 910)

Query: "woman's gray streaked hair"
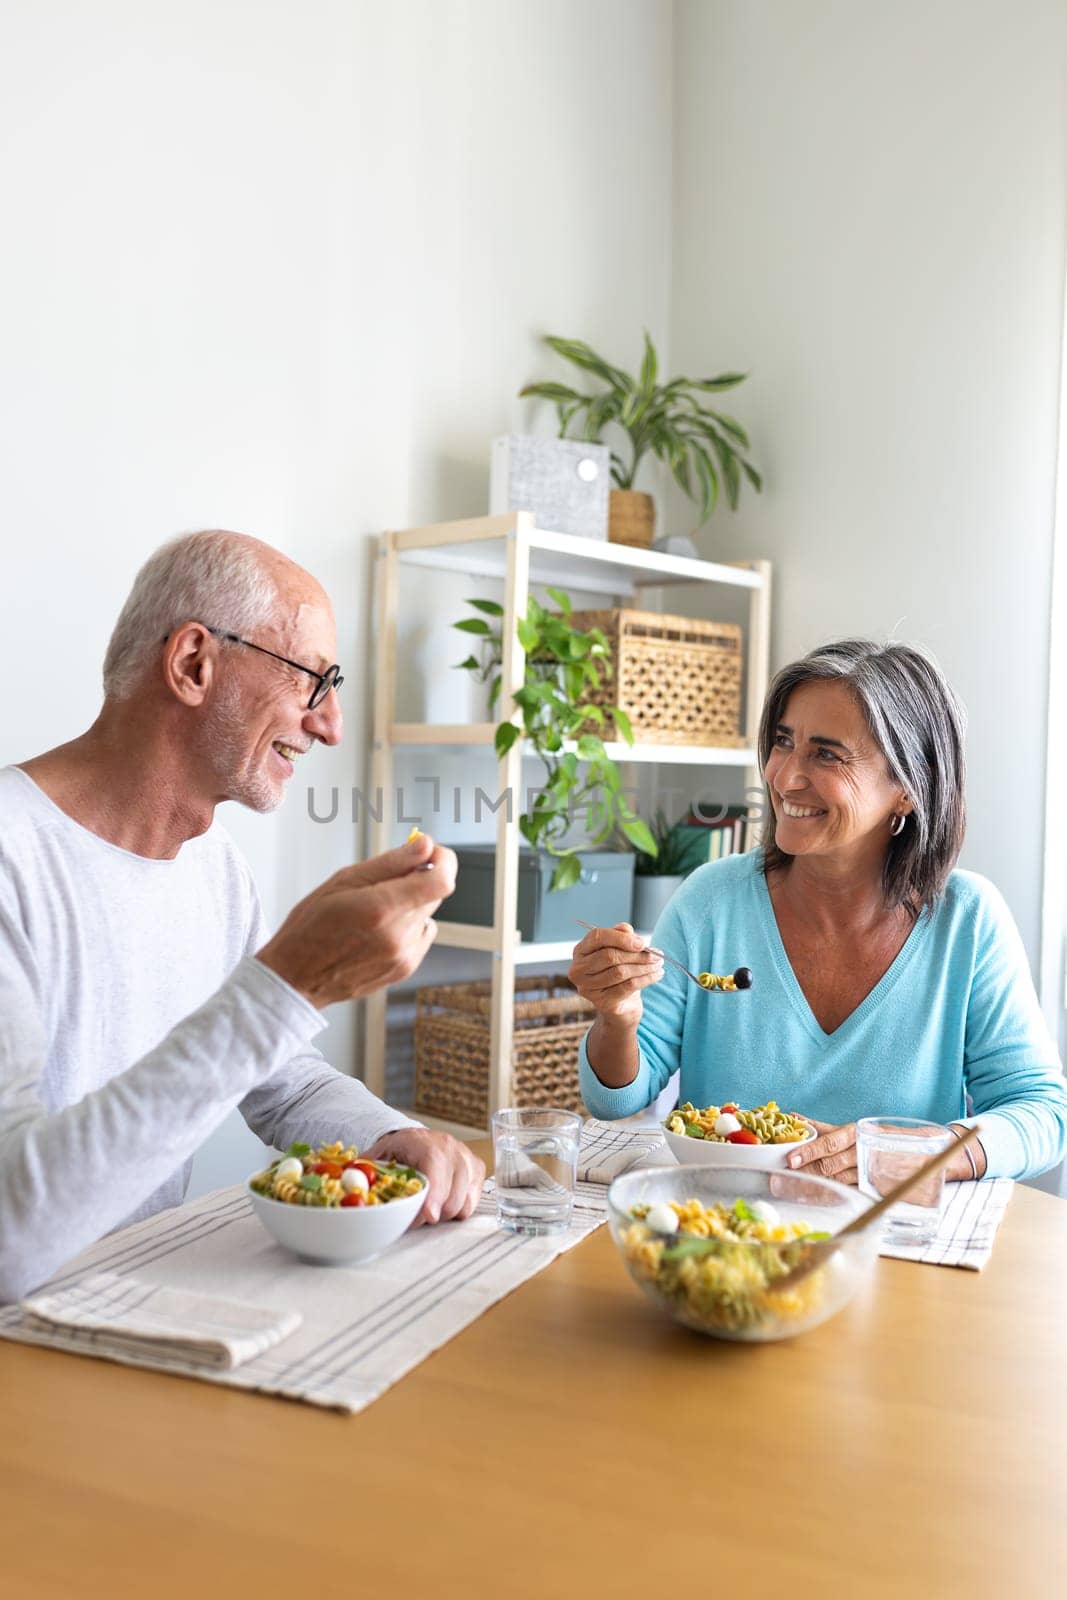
(757, 639, 967, 916)
(102, 531, 281, 700)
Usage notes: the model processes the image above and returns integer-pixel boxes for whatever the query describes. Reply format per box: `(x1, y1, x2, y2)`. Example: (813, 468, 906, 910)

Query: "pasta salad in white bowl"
(663, 1099, 817, 1169)
(248, 1140, 427, 1265)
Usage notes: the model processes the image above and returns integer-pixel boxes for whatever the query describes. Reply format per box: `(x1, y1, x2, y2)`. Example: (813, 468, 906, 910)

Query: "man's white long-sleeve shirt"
(0, 766, 417, 1300)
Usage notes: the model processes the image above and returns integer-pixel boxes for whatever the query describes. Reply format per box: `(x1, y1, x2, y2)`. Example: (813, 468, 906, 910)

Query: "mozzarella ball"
(714, 1112, 742, 1137)
(645, 1202, 680, 1235)
(341, 1165, 370, 1195)
(750, 1199, 781, 1228)
(274, 1157, 303, 1182)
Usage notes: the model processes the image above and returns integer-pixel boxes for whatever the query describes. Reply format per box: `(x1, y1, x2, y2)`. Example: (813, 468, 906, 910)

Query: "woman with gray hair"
(570, 639, 1067, 1183)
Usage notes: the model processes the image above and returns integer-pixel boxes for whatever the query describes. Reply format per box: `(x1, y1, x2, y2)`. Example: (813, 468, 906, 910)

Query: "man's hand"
(257, 834, 456, 1008)
(364, 1128, 485, 1224)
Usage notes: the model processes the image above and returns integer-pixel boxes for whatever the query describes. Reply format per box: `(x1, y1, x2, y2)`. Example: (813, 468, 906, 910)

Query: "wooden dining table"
(2, 1156, 1064, 1600)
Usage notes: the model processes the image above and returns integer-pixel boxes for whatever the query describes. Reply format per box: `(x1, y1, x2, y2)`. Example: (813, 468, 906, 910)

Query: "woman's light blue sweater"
(578, 853, 1067, 1181)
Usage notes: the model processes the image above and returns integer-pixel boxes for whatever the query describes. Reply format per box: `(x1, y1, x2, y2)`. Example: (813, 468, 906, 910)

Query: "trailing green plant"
(622, 810, 694, 877)
(519, 332, 762, 525)
(453, 589, 657, 889)
(453, 598, 506, 713)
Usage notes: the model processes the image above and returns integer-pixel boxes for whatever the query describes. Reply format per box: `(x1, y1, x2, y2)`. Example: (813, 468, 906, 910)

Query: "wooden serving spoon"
(770, 1124, 984, 1291)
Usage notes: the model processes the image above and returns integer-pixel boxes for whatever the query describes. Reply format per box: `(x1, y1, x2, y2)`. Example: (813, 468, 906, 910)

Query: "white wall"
(0, 0, 673, 1186)
(670, 0, 1067, 969)
(5, 1, 1065, 1192)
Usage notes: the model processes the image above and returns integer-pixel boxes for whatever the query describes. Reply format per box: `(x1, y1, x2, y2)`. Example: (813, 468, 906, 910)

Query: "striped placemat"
(0, 1169, 614, 1414)
(0, 1126, 1012, 1415)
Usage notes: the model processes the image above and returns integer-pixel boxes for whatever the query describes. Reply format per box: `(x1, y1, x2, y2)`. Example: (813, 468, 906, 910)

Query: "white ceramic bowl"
(247, 1172, 427, 1265)
(663, 1120, 817, 1170)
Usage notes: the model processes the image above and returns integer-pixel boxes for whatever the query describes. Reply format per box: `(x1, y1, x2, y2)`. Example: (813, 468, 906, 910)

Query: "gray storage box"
(447, 846, 634, 943)
(489, 435, 610, 539)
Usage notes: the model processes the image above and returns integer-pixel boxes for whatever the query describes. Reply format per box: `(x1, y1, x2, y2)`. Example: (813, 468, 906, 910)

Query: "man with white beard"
(0, 529, 483, 1301)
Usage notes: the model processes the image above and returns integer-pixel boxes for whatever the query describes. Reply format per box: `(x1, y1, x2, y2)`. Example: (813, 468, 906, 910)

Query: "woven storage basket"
(414, 976, 594, 1128)
(568, 608, 744, 746)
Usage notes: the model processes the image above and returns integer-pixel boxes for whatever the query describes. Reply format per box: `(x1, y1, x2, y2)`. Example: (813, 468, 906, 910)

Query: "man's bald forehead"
(216, 532, 321, 598)
(208, 531, 330, 623)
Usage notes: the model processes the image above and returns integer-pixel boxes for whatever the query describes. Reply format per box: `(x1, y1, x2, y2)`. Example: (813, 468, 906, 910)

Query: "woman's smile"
(778, 799, 827, 819)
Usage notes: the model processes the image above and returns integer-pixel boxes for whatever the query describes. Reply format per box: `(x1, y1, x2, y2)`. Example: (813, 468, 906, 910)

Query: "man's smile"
(271, 740, 308, 774)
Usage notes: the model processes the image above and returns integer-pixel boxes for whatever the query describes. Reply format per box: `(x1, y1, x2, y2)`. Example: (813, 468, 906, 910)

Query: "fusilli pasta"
(666, 1099, 811, 1145)
(622, 1196, 827, 1332)
(250, 1141, 426, 1209)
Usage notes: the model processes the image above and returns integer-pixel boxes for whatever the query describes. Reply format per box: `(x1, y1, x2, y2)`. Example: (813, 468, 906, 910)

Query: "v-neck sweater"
(578, 851, 1067, 1181)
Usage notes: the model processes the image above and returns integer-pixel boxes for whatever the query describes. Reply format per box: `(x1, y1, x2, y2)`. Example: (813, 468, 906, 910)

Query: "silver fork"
(574, 921, 752, 992)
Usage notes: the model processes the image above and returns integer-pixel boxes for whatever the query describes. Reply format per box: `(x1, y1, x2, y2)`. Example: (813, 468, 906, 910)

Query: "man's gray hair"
(757, 638, 967, 915)
(102, 531, 281, 700)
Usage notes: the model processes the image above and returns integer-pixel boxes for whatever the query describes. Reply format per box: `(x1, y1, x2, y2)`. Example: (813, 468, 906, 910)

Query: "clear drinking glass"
(856, 1116, 954, 1248)
(491, 1108, 582, 1235)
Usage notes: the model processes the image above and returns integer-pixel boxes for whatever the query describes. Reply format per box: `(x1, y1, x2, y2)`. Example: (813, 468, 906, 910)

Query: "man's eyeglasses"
(211, 631, 343, 710)
(163, 626, 344, 710)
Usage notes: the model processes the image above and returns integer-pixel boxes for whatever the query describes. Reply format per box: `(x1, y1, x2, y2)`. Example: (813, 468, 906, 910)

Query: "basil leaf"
(682, 1122, 704, 1139)
(732, 1197, 757, 1222)
(661, 1237, 721, 1261)
(299, 1173, 323, 1192)
(285, 1142, 312, 1159)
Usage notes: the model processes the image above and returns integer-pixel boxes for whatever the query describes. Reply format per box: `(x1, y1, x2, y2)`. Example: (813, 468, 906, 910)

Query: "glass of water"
(856, 1117, 954, 1248)
(491, 1108, 582, 1235)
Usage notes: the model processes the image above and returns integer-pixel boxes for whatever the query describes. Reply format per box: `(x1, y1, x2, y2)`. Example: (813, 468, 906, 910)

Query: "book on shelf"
(676, 803, 758, 866)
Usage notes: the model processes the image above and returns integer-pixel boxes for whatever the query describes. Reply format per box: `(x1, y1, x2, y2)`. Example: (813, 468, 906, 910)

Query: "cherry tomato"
(727, 1128, 759, 1145)
(344, 1160, 378, 1187)
(721, 1103, 738, 1114)
(311, 1160, 345, 1179)
(340, 1192, 366, 1208)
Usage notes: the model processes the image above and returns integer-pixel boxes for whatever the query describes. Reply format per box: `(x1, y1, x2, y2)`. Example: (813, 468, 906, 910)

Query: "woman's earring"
(889, 813, 906, 837)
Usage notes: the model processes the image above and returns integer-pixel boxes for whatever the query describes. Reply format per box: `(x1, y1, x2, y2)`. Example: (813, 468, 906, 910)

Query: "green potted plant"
(451, 590, 658, 939)
(625, 810, 694, 932)
(519, 332, 762, 548)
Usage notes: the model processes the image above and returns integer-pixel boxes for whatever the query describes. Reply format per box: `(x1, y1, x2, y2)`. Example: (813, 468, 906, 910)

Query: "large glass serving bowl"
(606, 1163, 879, 1343)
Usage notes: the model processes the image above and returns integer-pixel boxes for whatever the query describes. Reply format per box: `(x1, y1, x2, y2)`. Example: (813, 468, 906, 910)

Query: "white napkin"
(878, 1177, 1014, 1270)
(21, 1270, 302, 1370)
(577, 1118, 672, 1184)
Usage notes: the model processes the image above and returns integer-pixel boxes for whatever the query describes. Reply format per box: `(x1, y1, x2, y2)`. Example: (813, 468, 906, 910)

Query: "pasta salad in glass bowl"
(248, 1141, 428, 1265)
(606, 1164, 878, 1342)
(663, 1099, 817, 1169)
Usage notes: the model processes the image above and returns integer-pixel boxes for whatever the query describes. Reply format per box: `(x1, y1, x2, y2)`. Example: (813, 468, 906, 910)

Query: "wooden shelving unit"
(363, 512, 772, 1125)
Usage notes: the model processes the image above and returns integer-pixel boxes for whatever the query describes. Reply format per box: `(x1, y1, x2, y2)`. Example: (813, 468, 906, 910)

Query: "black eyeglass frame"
(163, 625, 343, 710)
(212, 630, 343, 710)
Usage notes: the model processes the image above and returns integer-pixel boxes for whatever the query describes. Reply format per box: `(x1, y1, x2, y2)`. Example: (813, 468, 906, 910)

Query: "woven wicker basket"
(568, 608, 744, 746)
(414, 977, 593, 1128)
